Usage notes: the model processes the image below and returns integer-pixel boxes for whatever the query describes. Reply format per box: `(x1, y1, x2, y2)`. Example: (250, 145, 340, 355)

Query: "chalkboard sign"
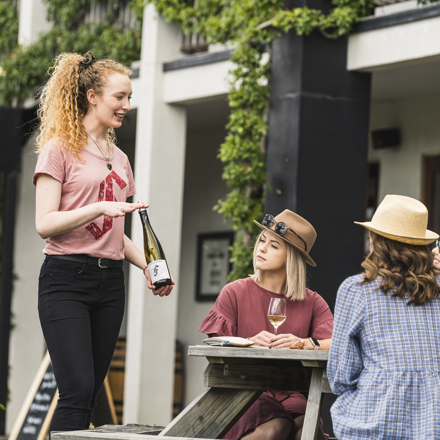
(9, 352, 58, 440)
(9, 352, 118, 440)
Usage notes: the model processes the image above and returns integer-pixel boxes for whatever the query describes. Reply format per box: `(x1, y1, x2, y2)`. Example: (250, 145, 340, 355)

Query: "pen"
(290, 341, 305, 349)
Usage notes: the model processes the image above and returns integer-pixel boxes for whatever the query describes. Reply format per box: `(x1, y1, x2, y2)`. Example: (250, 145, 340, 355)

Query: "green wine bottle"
(139, 208, 172, 288)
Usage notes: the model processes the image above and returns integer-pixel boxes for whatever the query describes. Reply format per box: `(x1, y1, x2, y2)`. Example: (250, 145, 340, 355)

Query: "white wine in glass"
(267, 298, 286, 335)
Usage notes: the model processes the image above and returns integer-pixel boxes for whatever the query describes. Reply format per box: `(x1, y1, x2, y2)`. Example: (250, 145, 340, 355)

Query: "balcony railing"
(373, 0, 411, 5)
(85, 0, 137, 31)
(180, 31, 209, 55)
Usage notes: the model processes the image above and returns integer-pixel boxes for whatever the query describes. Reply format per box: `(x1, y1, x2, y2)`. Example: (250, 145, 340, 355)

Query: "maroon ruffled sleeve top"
(199, 277, 333, 341)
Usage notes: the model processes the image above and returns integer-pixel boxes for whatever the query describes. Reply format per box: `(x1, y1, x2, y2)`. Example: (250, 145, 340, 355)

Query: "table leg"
(159, 387, 262, 439)
(300, 368, 324, 440)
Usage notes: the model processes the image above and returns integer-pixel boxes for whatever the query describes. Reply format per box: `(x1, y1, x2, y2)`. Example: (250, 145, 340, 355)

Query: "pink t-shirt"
(33, 139, 136, 260)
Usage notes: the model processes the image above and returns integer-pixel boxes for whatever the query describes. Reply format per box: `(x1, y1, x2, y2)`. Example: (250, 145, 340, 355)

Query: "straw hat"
(254, 210, 317, 266)
(355, 194, 438, 245)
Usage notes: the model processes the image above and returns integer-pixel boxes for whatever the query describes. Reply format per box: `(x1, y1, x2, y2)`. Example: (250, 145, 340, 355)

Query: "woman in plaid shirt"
(328, 195, 440, 440)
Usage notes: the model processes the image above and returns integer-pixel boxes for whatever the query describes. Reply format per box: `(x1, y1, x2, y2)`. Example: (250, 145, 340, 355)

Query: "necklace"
(87, 133, 112, 171)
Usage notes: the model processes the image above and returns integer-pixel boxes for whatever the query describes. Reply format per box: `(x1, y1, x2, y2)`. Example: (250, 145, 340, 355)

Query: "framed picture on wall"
(196, 231, 234, 302)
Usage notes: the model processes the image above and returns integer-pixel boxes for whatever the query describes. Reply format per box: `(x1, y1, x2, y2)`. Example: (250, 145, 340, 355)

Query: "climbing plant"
(0, 1, 18, 59)
(0, 0, 143, 107)
(1, 0, 437, 280)
(143, 0, 376, 280)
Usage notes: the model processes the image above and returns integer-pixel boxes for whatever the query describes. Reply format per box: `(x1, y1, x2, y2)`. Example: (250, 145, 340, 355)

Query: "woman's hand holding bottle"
(144, 268, 175, 297)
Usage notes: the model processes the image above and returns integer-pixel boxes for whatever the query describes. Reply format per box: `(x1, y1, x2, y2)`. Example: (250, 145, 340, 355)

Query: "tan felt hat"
(355, 194, 438, 245)
(254, 209, 317, 266)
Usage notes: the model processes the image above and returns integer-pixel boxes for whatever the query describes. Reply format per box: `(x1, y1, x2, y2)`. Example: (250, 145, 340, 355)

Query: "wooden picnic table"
(159, 345, 332, 440)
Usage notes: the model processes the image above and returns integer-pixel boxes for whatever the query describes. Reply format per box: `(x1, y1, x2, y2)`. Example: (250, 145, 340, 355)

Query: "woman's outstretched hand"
(100, 201, 149, 218)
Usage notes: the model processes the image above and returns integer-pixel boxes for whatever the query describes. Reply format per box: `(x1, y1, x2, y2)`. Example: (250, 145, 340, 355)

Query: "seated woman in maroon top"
(199, 210, 333, 440)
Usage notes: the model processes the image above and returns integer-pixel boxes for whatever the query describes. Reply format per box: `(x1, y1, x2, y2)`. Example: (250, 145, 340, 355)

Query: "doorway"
(423, 155, 440, 233)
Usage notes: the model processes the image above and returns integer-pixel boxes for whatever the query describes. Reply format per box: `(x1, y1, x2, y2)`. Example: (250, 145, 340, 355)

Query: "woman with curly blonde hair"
(34, 52, 174, 433)
(328, 195, 440, 440)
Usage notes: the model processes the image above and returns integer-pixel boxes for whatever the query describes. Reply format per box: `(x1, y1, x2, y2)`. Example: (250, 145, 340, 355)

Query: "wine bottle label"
(147, 260, 170, 284)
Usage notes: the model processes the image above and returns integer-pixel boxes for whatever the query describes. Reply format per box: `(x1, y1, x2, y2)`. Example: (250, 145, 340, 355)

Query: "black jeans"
(38, 256, 125, 432)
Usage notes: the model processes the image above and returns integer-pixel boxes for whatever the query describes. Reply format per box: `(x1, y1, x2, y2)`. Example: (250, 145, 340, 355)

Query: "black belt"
(46, 254, 124, 269)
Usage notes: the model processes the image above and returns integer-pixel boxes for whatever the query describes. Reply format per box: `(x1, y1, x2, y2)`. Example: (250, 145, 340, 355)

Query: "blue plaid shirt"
(328, 274, 440, 440)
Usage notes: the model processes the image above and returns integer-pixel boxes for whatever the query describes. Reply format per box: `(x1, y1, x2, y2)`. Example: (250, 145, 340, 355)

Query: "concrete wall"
(124, 5, 187, 426)
(369, 94, 440, 201)
(176, 125, 231, 406)
(18, 0, 51, 46)
(348, 15, 440, 72)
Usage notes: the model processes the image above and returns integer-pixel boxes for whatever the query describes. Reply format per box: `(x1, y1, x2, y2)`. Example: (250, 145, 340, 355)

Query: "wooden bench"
(51, 424, 217, 440)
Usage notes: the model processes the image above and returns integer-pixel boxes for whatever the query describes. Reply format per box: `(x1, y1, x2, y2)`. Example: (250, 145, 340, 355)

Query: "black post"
(0, 107, 25, 434)
(265, 1, 371, 435)
(0, 171, 18, 434)
(266, 1, 371, 310)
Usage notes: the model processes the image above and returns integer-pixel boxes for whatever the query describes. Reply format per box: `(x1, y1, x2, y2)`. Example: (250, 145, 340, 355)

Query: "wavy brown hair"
(361, 232, 440, 305)
(36, 52, 132, 159)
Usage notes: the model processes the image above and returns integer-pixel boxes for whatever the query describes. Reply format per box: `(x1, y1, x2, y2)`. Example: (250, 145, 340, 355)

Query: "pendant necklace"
(87, 133, 112, 170)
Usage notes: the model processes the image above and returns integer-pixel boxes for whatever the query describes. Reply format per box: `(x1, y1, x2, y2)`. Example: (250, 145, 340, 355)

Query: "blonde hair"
(251, 231, 307, 301)
(36, 52, 132, 158)
(361, 231, 440, 305)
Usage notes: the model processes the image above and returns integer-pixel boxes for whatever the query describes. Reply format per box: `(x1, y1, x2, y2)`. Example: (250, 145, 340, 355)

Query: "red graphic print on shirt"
(85, 171, 127, 240)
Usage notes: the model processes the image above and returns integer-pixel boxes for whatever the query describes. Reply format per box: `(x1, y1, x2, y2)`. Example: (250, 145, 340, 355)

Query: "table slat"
(52, 431, 212, 440)
(189, 346, 329, 362)
(204, 363, 313, 391)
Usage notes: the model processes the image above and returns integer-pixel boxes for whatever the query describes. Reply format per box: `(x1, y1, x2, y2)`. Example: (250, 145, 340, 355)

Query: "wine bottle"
(139, 208, 172, 288)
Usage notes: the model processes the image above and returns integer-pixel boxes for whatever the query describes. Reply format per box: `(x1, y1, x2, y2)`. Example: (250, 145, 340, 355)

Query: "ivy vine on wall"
(0, 0, 435, 281)
(0, 0, 143, 107)
(146, 0, 380, 280)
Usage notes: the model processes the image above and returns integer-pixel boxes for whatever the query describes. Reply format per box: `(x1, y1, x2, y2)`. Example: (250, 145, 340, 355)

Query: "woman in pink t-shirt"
(199, 210, 333, 440)
(34, 51, 174, 433)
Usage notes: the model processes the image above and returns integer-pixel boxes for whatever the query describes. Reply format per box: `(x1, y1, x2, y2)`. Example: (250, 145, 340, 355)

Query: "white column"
(124, 5, 187, 426)
(18, 0, 51, 46)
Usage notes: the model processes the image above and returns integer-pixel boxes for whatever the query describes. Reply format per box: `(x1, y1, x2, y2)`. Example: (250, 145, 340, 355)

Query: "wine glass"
(267, 298, 286, 335)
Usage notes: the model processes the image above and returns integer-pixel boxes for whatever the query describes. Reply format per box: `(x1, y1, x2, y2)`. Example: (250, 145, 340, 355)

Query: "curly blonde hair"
(36, 52, 132, 158)
(361, 231, 440, 305)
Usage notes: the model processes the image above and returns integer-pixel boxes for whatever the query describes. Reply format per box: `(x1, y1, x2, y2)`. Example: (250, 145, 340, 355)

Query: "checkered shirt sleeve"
(327, 275, 365, 395)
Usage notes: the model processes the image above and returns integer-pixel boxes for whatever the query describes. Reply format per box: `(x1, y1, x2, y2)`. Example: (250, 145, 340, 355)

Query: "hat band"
(289, 228, 308, 252)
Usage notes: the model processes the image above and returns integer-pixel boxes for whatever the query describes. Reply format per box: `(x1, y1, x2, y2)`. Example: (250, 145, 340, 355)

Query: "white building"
(6, 0, 440, 435)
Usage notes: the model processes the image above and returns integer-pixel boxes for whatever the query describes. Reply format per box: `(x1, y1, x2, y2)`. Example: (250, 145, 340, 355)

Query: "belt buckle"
(98, 258, 110, 269)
